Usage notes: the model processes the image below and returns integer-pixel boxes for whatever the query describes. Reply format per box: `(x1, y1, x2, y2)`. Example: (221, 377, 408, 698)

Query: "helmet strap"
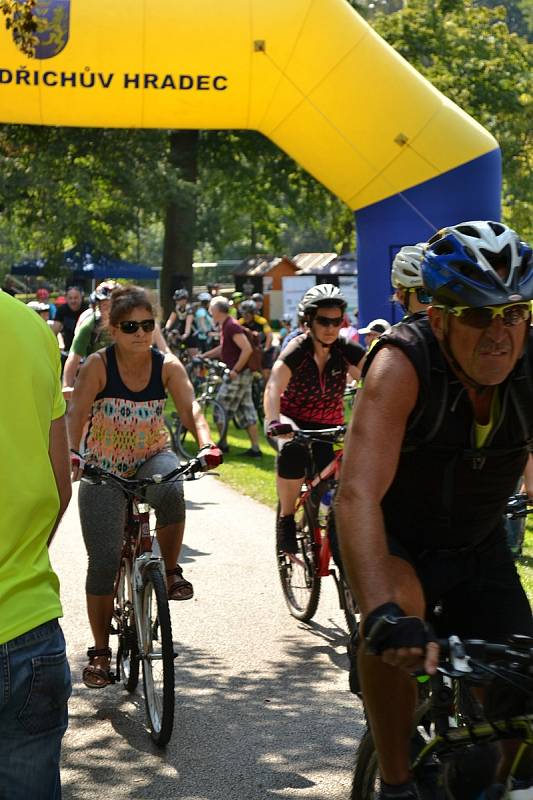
(307, 316, 332, 349)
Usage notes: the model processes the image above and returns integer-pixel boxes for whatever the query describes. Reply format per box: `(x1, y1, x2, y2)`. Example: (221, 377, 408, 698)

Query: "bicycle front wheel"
(276, 501, 321, 622)
(351, 729, 380, 799)
(115, 558, 140, 692)
(174, 398, 228, 459)
(140, 562, 175, 747)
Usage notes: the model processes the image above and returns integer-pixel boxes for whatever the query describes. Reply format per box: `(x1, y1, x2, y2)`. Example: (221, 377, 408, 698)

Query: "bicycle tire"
(252, 375, 265, 424)
(140, 562, 175, 747)
(174, 398, 228, 460)
(351, 729, 380, 800)
(341, 576, 359, 636)
(276, 501, 321, 622)
(351, 689, 494, 800)
(115, 558, 140, 692)
(164, 414, 178, 451)
(351, 726, 441, 800)
(327, 506, 360, 634)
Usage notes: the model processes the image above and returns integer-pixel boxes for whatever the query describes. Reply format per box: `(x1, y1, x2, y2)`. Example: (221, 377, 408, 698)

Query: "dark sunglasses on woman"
(118, 319, 156, 334)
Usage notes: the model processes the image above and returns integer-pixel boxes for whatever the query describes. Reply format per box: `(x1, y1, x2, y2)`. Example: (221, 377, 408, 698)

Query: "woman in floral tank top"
(68, 286, 218, 688)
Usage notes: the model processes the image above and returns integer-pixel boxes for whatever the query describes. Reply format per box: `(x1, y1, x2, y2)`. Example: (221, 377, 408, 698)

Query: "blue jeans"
(0, 619, 71, 800)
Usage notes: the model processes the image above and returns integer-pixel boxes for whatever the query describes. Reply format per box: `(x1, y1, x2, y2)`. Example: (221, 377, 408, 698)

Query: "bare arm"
(164, 357, 212, 447)
(153, 321, 169, 353)
(47, 415, 72, 545)
(523, 453, 533, 498)
(51, 320, 63, 336)
(67, 353, 106, 470)
(202, 344, 222, 359)
(231, 332, 252, 375)
(62, 352, 82, 388)
(335, 346, 418, 616)
(164, 311, 177, 331)
(264, 360, 292, 423)
(182, 312, 194, 339)
(347, 363, 361, 381)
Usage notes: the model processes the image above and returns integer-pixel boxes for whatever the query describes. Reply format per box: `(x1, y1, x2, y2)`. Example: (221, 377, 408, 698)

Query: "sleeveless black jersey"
(279, 333, 364, 425)
(362, 315, 533, 553)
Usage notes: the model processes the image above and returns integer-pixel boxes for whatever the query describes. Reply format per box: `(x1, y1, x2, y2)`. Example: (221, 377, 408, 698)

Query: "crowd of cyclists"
(5, 217, 533, 799)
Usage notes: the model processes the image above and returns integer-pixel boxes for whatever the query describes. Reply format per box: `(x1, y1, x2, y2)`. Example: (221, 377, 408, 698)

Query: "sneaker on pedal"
(277, 515, 297, 553)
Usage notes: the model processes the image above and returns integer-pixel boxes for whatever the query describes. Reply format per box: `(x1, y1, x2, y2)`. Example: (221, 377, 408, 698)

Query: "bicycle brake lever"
(448, 636, 472, 673)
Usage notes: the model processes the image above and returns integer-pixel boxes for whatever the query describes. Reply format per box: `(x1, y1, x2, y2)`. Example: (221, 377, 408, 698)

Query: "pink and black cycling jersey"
(279, 333, 364, 425)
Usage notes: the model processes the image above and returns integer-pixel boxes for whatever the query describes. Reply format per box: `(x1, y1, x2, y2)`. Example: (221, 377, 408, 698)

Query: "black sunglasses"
(118, 319, 155, 334)
(314, 315, 344, 328)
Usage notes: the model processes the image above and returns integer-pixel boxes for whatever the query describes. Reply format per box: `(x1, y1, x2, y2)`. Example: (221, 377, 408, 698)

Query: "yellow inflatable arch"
(0, 0, 501, 321)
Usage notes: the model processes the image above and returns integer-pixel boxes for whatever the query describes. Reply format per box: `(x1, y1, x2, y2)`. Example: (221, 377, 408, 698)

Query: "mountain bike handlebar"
(75, 451, 212, 494)
(269, 424, 346, 444)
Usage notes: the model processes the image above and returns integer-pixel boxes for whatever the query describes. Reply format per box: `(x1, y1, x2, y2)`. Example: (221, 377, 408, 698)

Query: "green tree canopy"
(372, 0, 532, 240)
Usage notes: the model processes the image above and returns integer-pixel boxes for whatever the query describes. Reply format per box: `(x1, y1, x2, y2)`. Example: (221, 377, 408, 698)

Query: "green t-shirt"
(70, 311, 113, 357)
(0, 291, 66, 643)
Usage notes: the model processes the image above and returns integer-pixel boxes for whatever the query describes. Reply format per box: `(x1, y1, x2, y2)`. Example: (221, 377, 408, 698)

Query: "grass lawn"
(165, 397, 277, 508)
(206, 423, 278, 508)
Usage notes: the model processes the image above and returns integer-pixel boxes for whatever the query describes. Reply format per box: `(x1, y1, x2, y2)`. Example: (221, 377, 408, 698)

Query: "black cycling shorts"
(388, 525, 533, 642)
(261, 347, 276, 370)
(277, 421, 334, 480)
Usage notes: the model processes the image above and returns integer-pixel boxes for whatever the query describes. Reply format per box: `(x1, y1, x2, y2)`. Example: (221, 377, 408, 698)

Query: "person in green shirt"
(0, 289, 72, 799)
(62, 282, 116, 389)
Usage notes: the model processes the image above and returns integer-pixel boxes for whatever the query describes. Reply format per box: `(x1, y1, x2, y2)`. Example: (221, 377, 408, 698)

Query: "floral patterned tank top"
(84, 346, 170, 476)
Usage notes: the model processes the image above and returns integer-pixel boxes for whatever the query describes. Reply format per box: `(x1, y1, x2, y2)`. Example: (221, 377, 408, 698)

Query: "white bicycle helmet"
(301, 284, 347, 317)
(391, 244, 426, 289)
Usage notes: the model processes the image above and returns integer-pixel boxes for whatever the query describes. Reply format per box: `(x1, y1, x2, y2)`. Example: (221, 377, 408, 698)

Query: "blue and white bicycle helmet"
(422, 220, 533, 307)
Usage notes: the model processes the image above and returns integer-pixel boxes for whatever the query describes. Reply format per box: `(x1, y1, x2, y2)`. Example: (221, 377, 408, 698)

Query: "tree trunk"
(160, 130, 199, 319)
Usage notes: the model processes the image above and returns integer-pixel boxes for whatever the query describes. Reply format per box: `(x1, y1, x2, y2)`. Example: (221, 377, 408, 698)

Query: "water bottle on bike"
(318, 488, 333, 528)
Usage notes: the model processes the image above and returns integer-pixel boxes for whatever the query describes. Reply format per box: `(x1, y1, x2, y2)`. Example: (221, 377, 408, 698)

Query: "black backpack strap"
(508, 350, 533, 448)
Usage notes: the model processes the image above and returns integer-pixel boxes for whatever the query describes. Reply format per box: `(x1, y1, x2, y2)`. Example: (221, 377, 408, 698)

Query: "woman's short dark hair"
(109, 285, 153, 326)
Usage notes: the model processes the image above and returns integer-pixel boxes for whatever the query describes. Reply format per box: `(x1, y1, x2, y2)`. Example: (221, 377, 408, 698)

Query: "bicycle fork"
(131, 553, 166, 660)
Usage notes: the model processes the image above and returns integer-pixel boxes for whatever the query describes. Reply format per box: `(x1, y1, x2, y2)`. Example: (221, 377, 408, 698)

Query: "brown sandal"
(82, 647, 115, 689)
(166, 566, 194, 601)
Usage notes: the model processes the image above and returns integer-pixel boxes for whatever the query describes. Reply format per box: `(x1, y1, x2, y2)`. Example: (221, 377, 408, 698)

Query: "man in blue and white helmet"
(337, 221, 533, 799)
(391, 243, 432, 317)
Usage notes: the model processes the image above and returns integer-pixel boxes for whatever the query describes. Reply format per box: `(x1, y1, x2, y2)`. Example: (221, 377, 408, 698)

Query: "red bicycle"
(273, 426, 358, 633)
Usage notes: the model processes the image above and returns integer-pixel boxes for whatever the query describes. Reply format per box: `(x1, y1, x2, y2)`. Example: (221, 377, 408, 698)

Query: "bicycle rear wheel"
(115, 558, 140, 692)
(173, 398, 228, 459)
(341, 576, 359, 636)
(252, 374, 265, 424)
(276, 501, 321, 622)
(140, 562, 175, 747)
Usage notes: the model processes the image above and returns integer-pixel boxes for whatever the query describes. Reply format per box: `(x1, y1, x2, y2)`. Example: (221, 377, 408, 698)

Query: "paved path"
(52, 476, 365, 799)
